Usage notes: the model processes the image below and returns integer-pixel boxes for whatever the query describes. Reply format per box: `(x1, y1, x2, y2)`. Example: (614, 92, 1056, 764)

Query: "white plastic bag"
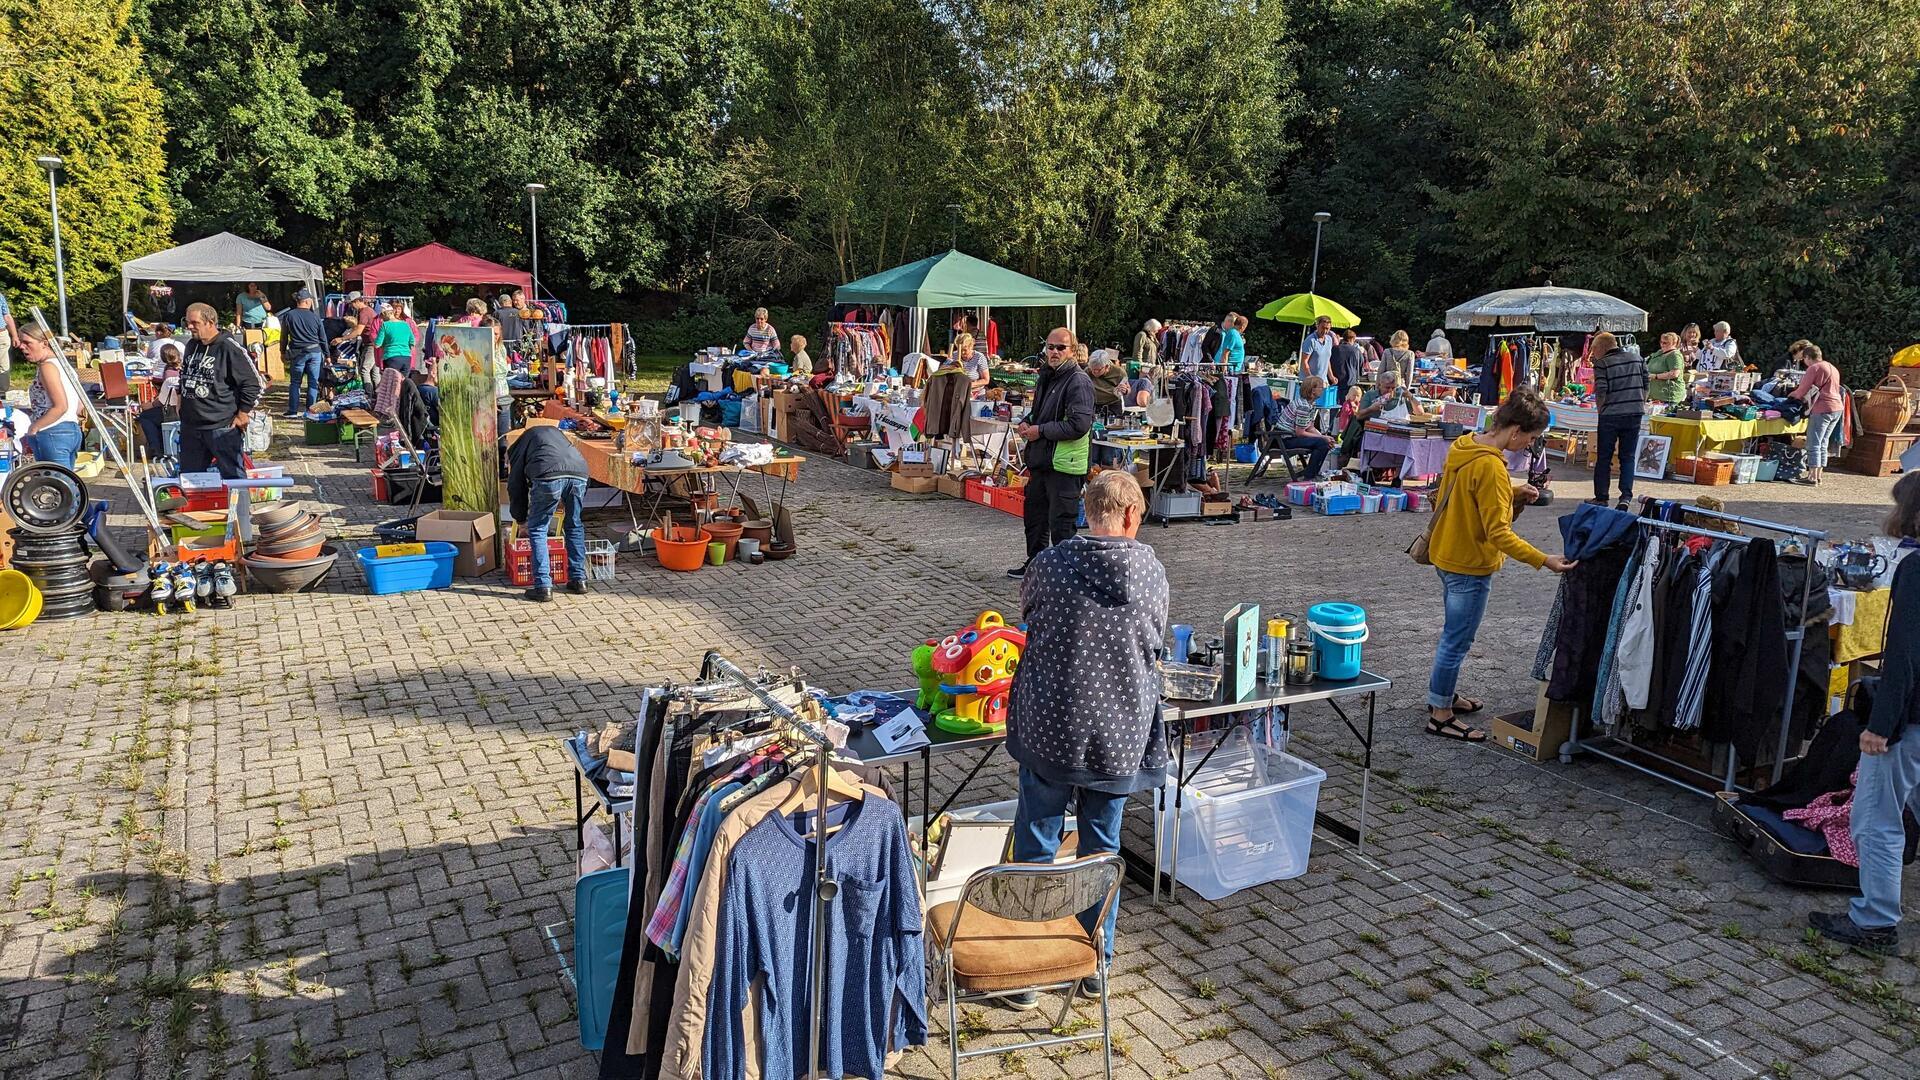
(579, 823, 617, 878)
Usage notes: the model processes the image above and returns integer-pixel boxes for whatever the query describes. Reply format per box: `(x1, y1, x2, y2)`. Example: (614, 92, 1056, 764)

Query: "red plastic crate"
(965, 477, 989, 505)
(987, 485, 1025, 516)
(182, 487, 230, 513)
(371, 469, 388, 503)
(506, 537, 569, 586)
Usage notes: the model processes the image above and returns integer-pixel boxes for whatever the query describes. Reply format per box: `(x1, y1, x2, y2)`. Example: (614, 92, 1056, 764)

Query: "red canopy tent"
(342, 242, 532, 295)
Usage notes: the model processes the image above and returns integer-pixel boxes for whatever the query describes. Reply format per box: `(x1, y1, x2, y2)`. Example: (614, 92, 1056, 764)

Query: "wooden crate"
(1841, 431, 1918, 477)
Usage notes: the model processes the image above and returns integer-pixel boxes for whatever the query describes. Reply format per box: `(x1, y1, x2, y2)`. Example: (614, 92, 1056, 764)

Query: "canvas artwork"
(433, 324, 501, 516)
(1635, 433, 1672, 480)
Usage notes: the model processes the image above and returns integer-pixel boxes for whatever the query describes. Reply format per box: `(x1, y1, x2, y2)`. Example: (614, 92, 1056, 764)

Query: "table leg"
(574, 771, 584, 851)
(612, 810, 624, 869)
(1360, 692, 1375, 853)
(1169, 724, 1187, 903)
(1152, 785, 1165, 906)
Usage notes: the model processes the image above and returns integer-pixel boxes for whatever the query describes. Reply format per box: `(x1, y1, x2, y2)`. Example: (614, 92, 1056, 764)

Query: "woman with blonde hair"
(952, 331, 989, 391)
(1382, 330, 1416, 386)
(20, 323, 82, 468)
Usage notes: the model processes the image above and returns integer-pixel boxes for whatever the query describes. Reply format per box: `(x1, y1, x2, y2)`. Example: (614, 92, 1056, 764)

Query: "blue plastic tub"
(1232, 443, 1259, 464)
(1307, 602, 1368, 681)
(1314, 493, 1361, 515)
(355, 542, 457, 595)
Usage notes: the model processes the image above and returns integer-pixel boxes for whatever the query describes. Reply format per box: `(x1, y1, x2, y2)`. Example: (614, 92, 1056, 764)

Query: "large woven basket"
(1859, 373, 1913, 435)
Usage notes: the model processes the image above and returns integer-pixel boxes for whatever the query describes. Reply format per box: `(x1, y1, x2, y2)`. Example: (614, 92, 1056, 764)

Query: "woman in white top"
(20, 324, 82, 468)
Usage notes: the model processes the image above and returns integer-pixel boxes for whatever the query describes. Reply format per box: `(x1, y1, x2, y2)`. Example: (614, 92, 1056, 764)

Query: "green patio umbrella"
(1255, 292, 1361, 328)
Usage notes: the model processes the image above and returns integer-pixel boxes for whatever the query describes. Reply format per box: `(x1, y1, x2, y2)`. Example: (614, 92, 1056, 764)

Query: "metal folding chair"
(94, 360, 139, 466)
(928, 854, 1123, 1079)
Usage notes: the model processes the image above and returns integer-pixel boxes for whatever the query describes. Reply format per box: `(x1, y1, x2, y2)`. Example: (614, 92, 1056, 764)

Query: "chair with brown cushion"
(927, 853, 1122, 1079)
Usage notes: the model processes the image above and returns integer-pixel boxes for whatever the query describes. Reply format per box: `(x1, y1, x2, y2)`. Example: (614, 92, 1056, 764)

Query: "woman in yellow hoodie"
(1425, 389, 1576, 740)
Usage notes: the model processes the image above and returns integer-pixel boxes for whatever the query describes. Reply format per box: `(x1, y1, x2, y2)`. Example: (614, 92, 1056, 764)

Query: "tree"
(1433, 0, 1920, 356)
(936, 0, 1295, 345)
(711, 0, 970, 298)
(0, 0, 174, 337)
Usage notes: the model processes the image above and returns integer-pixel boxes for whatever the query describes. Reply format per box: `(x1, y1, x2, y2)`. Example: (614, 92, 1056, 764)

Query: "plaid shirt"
(644, 753, 783, 957)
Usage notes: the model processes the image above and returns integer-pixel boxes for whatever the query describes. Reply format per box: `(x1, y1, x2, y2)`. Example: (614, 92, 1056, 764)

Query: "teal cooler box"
(1307, 602, 1368, 680)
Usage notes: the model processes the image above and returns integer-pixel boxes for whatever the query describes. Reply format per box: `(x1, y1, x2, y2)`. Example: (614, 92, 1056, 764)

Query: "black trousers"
(1023, 466, 1085, 561)
(1593, 414, 1641, 500)
(179, 423, 247, 479)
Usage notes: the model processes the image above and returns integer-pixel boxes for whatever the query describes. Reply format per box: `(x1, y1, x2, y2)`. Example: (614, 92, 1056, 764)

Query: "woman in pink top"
(1789, 344, 1844, 486)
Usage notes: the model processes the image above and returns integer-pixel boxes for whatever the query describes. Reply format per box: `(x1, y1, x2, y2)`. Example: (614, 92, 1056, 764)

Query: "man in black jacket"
(178, 302, 262, 478)
(1010, 327, 1094, 579)
(507, 421, 590, 602)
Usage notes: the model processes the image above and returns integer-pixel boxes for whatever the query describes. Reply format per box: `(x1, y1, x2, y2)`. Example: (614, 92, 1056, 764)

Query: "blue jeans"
(1849, 725, 1920, 928)
(1428, 569, 1494, 710)
(24, 421, 82, 469)
(1011, 766, 1126, 960)
(1281, 434, 1332, 479)
(1593, 414, 1641, 501)
(1806, 411, 1841, 469)
(287, 350, 324, 413)
(525, 476, 586, 589)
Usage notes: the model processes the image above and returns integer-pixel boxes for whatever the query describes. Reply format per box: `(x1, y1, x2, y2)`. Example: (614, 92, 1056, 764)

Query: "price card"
(872, 708, 930, 754)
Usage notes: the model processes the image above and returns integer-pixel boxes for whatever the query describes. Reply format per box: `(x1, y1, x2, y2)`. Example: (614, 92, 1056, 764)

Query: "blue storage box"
(719, 400, 744, 426)
(355, 542, 458, 594)
(1314, 493, 1361, 515)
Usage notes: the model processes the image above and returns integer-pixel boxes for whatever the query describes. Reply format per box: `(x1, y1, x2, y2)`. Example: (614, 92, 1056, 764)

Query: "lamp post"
(1308, 210, 1332, 297)
(945, 203, 961, 251)
(526, 182, 547, 300)
(36, 156, 69, 337)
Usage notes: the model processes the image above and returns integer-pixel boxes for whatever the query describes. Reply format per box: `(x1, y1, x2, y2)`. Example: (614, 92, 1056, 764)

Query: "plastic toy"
(928, 611, 1028, 735)
(911, 643, 953, 716)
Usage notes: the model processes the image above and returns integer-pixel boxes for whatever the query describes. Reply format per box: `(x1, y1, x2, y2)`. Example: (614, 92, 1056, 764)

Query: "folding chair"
(95, 360, 139, 466)
(928, 854, 1123, 1079)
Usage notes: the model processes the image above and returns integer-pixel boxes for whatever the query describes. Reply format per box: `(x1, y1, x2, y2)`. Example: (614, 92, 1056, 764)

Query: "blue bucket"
(1307, 602, 1368, 681)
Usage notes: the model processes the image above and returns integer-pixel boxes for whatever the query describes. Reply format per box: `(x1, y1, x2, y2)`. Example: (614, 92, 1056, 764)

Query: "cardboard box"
(1491, 683, 1578, 762)
(414, 510, 499, 577)
(936, 475, 968, 499)
(896, 459, 936, 478)
(890, 473, 939, 495)
(1200, 498, 1235, 517)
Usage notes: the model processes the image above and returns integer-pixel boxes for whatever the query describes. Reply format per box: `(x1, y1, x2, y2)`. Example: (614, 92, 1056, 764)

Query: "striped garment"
(1673, 549, 1720, 731)
(1283, 396, 1320, 434)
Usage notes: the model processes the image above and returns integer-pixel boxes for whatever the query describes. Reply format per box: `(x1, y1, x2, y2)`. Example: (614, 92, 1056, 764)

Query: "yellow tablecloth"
(1647, 415, 1807, 455)
(1832, 586, 1891, 663)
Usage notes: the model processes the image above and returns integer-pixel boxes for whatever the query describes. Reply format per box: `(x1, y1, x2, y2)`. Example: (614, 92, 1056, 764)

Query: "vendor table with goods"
(1358, 430, 1527, 479)
(1648, 414, 1806, 458)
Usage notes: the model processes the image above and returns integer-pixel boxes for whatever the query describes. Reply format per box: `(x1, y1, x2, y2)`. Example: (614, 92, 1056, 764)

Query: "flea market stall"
(120, 232, 325, 380)
(564, 588, 1392, 1073)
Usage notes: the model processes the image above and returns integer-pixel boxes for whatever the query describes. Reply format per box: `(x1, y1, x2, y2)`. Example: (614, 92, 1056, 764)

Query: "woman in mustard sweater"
(1425, 389, 1576, 740)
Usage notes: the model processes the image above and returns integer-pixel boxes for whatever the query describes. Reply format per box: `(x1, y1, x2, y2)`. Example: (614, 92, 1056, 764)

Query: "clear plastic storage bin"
(1161, 728, 1325, 899)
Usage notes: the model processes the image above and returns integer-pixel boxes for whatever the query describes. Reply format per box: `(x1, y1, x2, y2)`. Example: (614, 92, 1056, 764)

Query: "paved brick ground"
(3, 412, 1917, 1080)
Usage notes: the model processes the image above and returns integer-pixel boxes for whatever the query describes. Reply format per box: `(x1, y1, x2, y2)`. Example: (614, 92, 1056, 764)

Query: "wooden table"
(569, 438, 804, 493)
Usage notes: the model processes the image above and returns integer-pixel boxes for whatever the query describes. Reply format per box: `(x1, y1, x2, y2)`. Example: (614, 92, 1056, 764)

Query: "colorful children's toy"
(911, 643, 954, 716)
(928, 611, 1028, 735)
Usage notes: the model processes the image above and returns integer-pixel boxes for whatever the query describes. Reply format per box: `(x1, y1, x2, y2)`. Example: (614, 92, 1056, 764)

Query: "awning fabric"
(834, 249, 1076, 308)
(343, 242, 532, 294)
(121, 232, 322, 315)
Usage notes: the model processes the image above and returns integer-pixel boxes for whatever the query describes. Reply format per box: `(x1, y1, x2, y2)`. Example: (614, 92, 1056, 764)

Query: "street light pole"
(526, 183, 547, 300)
(1308, 210, 1332, 296)
(36, 156, 69, 337)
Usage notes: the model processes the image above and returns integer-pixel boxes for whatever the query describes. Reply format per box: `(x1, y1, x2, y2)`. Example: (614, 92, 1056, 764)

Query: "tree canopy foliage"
(0, 0, 174, 331)
(4, 0, 1919, 379)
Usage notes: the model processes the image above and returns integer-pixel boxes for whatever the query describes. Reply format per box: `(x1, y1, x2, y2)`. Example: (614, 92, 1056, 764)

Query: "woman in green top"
(1645, 331, 1688, 405)
(375, 299, 416, 374)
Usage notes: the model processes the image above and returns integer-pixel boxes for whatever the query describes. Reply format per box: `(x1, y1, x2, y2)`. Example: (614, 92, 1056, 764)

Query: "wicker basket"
(1859, 374, 1913, 435)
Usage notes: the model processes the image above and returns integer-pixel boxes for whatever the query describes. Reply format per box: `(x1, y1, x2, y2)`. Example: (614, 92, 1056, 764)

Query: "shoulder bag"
(1407, 465, 1457, 566)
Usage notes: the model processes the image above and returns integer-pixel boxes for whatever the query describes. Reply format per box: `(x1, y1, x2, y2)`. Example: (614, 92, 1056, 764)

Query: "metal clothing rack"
(701, 653, 838, 1080)
(1562, 503, 1827, 795)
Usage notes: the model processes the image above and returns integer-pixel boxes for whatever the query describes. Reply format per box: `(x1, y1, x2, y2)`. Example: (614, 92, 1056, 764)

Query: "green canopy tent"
(833, 249, 1077, 357)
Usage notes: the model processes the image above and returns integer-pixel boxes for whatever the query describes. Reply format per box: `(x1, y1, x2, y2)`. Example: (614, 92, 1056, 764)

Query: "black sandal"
(1425, 714, 1488, 742)
(1451, 694, 1484, 715)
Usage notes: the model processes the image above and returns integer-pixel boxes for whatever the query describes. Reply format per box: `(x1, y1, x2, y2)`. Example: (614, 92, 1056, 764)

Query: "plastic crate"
(355, 542, 457, 595)
(1380, 490, 1409, 512)
(1160, 728, 1325, 900)
(1731, 453, 1762, 485)
(964, 477, 990, 505)
(1285, 482, 1316, 506)
(586, 539, 618, 582)
(303, 419, 341, 446)
(1314, 493, 1361, 515)
(987, 485, 1025, 516)
(1693, 454, 1736, 486)
(506, 537, 570, 587)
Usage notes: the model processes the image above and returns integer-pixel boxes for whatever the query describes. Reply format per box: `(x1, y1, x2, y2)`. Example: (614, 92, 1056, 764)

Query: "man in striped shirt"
(1277, 375, 1335, 478)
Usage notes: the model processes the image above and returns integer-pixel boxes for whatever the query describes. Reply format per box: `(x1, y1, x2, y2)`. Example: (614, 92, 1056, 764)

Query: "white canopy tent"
(121, 232, 323, 324)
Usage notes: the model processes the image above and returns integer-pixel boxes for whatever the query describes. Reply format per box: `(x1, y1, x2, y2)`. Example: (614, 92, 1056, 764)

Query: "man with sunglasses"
(1010, 328, 1094, 578)
(178, 302, 261, 478)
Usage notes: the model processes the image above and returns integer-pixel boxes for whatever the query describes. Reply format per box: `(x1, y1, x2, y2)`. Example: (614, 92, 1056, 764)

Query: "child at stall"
(1338, 385, 1363, 437)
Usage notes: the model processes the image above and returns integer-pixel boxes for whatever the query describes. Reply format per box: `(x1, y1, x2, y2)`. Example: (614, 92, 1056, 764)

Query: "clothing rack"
(1562, 503, 1827, 796)
(702, 653, 836, 1080)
